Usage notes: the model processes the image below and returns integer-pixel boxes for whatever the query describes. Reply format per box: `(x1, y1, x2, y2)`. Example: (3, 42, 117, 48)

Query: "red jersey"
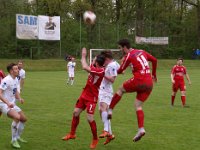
(0, 70, 5, 84)
(171, 65, 186, 81)
(118, 49, 157, 78)
(81, 65, 105, 102)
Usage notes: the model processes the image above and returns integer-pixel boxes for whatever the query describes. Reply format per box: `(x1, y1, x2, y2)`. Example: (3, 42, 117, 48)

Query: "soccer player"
(67, 57, 76, 85)
(98, 50, 119, 145)
(62, 48, 105, 149)
(17, 60, 26, 93)
(171, 58, 191, 107)
(108, 39, 157, 142)
(0, 63, 27, 149)
(0, 69, 5, 83)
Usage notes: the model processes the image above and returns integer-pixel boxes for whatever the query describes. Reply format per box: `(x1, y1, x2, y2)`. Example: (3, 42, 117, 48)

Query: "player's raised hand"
(82, 47, 87, 58)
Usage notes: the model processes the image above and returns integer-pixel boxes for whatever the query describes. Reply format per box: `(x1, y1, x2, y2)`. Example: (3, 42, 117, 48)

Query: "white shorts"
(0, 102, 21, 115)
(68, 72, 74, 78)
(98, 92, 113, 106)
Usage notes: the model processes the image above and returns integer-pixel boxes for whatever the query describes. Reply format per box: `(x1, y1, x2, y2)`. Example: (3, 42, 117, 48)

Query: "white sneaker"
(133, 128, 145, 142)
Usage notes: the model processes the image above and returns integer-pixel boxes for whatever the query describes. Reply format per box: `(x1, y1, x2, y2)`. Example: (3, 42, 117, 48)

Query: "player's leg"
(133, 99, 146, 142)
(67, 73, 70, 84)
(99, 102, 110, 138)
(62, 98, 84, 140)
(62, 107, 83, 140)
(71, 77, 74, 85)
(171, 83, 178, 106)
(7, 109, 21, 148)
(108, 78, 134, 119)
(133, 78, 153, 142)
(180, 84, 187, 107)
(16, 110, 27, 143)
(86, 102, 98, 149)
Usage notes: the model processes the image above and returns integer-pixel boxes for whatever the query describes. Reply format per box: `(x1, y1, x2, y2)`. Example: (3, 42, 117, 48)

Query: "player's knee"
(73, 111, 80, 117)
(87, 114, 94, 122)
(117, 86, 125, 96)
(20, 116, 27, 122)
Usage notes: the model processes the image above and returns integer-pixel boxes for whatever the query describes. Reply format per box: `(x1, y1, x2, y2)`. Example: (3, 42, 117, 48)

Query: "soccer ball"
(83, 11, 96, 25)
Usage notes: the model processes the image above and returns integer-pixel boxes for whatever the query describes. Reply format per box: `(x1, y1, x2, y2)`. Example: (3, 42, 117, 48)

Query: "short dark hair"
(117, 39, 131, 49)
(177, 57, 183, 62)
(96, 55, 105, 67)
(7, 63, 17, 73)
(101, 50, 113, 59)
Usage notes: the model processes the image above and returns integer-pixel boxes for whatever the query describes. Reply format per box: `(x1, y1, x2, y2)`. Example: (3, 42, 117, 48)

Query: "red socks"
(89, 120, 98, 140)
(109, 93, 122, 109)
(181, 96, 186, 106)
(70, 116, 79, 135)
(171, 95, 175, 106)
(136, 110, 144, 128)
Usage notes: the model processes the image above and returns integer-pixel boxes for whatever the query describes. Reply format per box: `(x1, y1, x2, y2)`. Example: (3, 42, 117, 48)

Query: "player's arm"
(171, 73, 175, 84)
(20, 78, 25, 91)
(117, 54, 131, 74)
(81, 47, 91, 73)
(185, 73, 191, 85)
(15, 91, 24, 104)
(146, 52, 157, 82)
(104, 75, 116, 83)
(0, 89, 14, 108)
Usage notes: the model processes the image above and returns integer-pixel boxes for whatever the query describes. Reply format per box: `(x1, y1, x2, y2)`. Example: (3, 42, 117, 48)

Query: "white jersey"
(99, 61, 120, 95)
(67, 61, 76, 73)
(0, 75, 18, 104)
(18, 69, 25, 81)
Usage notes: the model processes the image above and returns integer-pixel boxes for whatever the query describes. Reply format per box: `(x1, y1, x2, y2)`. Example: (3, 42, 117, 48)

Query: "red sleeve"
(145, 51, 157, 77)
(117, 54, 131, 74)
(171, 66, 175, 74)
(90, 66, 105, 77)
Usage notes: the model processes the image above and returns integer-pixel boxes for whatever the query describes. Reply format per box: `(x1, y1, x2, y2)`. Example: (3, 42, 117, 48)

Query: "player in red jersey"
(0, 69, 5, 84)
(62, 48, 105, 149)
(107, 39, 157, 142)
(171, 58, 191, 107)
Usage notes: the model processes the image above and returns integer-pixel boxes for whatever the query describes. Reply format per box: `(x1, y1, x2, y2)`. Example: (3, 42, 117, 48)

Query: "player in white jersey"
(67, 57, 76, 85)
(98, 51, 120, 145)
(17, 60, 25, 93)
(0, 63, 27, 149)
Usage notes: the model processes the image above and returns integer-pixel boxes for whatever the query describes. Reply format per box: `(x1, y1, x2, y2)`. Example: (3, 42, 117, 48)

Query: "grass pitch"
(0, 59, 200, 150)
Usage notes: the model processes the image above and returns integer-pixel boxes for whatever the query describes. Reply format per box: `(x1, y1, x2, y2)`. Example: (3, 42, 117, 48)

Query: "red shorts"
(123, 76, 153, 102)
(75, 96, 97, 114)
(173, 80, 185, 92)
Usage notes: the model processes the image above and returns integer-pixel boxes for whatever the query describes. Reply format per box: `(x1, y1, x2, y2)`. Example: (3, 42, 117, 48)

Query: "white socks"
(102, 111, 112, 134)
(17, 122, 25, 139)
(11, 121, 25, 141)
(11, 121, 18, 142)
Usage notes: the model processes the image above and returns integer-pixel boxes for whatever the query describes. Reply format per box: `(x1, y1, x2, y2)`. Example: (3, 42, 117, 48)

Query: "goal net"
(89, 49, 122, 65)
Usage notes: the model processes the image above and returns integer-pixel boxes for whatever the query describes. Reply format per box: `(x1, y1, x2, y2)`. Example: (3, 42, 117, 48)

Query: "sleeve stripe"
(91, 70, 104, 74)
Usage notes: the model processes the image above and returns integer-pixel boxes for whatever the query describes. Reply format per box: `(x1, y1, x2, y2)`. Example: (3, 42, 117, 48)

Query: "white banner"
(135, 36, 169, 45)
(16, 14, 38, 39)
(38, 15, 60, 40)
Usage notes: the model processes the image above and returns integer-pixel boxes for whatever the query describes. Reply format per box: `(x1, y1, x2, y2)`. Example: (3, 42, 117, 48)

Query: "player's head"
(7, 63, 19, 77)
(95, 54, 105, 67)
(71, 57, 75, 61)
(101, 50, 113, 66)
(17, 60, 24, 70)
(117, 39, 131, 54)
(49, 17, 53, 22)
(177, 57, 183, 65)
